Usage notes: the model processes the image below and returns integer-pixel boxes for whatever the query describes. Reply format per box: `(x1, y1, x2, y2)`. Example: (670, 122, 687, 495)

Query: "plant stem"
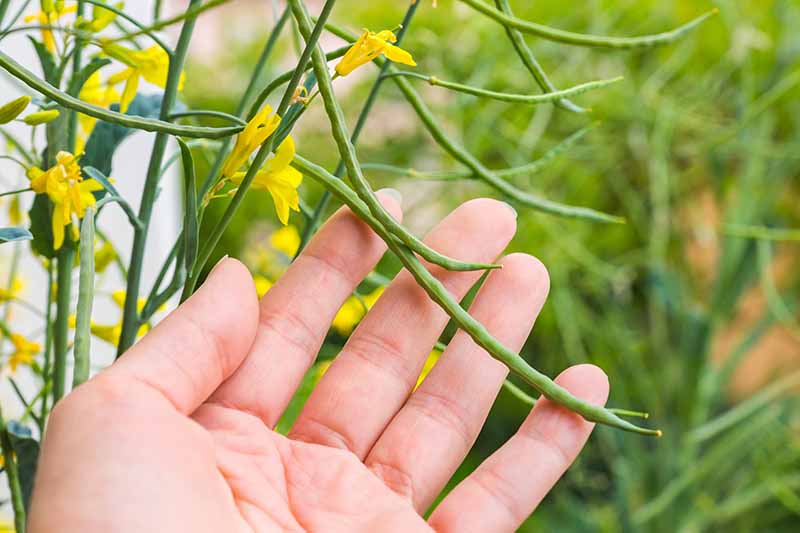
(66, 0, 86, 152)
(117, 0, 202, 355)
(296, 0, 419, 255)
(52, 246, 74, 402)
(39, 260, 55, 434)
(0, 404, 25, 533)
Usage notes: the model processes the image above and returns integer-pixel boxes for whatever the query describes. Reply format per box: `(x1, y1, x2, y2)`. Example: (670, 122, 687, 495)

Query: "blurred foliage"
(185, 0, 800, 530)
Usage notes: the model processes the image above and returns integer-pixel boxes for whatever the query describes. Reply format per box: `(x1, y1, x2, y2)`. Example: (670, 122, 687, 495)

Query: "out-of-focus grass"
(186, 1, 800, 530)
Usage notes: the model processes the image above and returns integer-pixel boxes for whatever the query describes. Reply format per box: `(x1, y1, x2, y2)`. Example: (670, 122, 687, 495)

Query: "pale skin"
(29, 194, 609, 532)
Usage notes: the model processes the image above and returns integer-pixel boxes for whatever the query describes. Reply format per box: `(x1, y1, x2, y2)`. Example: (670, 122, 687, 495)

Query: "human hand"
(28, 194, 609, 532)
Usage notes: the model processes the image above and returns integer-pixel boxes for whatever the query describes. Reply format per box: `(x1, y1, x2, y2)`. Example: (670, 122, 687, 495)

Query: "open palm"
(29, 195, 608, 533)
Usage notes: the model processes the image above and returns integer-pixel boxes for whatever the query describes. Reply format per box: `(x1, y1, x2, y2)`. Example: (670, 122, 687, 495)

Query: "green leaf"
(81, 94, 165, 176)
(6, 421, 40, 512)
(28, 193, 56, 258)
(0, 227, 32, 243)
(177, 139, 199, 273)
(27, 37, 59, 86)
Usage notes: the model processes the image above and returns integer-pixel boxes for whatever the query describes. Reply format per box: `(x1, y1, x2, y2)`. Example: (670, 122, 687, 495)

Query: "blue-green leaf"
(0, 227, 32, 243)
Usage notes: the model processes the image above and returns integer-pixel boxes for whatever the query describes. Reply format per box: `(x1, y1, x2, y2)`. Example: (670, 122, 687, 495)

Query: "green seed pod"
(0, 96, 31, 124)
(23, 109, 60, 125)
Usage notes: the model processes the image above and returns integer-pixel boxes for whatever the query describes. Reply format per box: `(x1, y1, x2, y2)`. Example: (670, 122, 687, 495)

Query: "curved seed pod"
(72, 211, 95, 388)
(0, 95, 30, 124)
(459, 0, 718, 49)
(293, 154, 661, 437)
(0, 50, 242, 139)
(382, 71, 623, 105)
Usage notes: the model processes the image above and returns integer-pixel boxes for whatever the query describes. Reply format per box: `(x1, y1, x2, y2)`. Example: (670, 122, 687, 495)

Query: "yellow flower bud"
(23, 109, 60, 125)
(0, 95, 31, 124)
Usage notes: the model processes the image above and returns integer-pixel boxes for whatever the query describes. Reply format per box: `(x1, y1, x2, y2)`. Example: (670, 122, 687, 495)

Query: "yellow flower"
(89, 1, 122, 31)
(415, 349, 441, 390)
(335, 29, 416, 77)
(221, 105, 282, 179)
(104, 44, 184, 113)
(230, 135, 302, 225)
(331, 286, 384, 336)
(270, 224, 300, 257)
(0, 277, 24, 302)
(24, 4, 77, 53)
(8, 333, 40, 372)
(28, 151, 103, 250)
(77, 71, 120, 151)
(253, 275, 273, 298)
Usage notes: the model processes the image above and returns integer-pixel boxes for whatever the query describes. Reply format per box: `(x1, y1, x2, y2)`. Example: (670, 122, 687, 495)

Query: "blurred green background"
(186, 1, 800, 530)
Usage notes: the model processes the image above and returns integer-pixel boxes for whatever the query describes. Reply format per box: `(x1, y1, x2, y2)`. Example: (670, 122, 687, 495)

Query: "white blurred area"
(0, 1, 182, 428)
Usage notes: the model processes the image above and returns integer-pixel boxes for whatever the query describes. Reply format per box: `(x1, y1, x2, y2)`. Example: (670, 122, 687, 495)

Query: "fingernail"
(377, 188, 402, 205)
(503, 202, 517, 219)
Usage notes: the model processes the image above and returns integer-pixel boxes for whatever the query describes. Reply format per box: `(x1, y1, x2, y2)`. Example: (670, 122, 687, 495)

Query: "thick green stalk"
(39, 260, 55, 433)
(382, 71, 623, 105)
(493, 0, 585, 113)
(72, 211, 95, 388)
(0, 50, 241, 139)
(293, 155, 659, 436)
(292, 0, 499, 272)
(0, 404, 25, 533)
(117, 0, 202, 355)
(66, 0, 86, 151)
(52, 246, 74, 402)
(183, 0, 338, 297)
(459, 0, 717, 49)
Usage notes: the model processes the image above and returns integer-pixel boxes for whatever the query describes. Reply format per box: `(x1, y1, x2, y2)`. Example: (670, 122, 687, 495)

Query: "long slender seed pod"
(0, 51, 241, 139)
(293, 155, 660, 436)
(72, 210, 95, 388)
(290, 0, 501, 273)
(459, 0, 718, 49)
(382, 71, 624, 105)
